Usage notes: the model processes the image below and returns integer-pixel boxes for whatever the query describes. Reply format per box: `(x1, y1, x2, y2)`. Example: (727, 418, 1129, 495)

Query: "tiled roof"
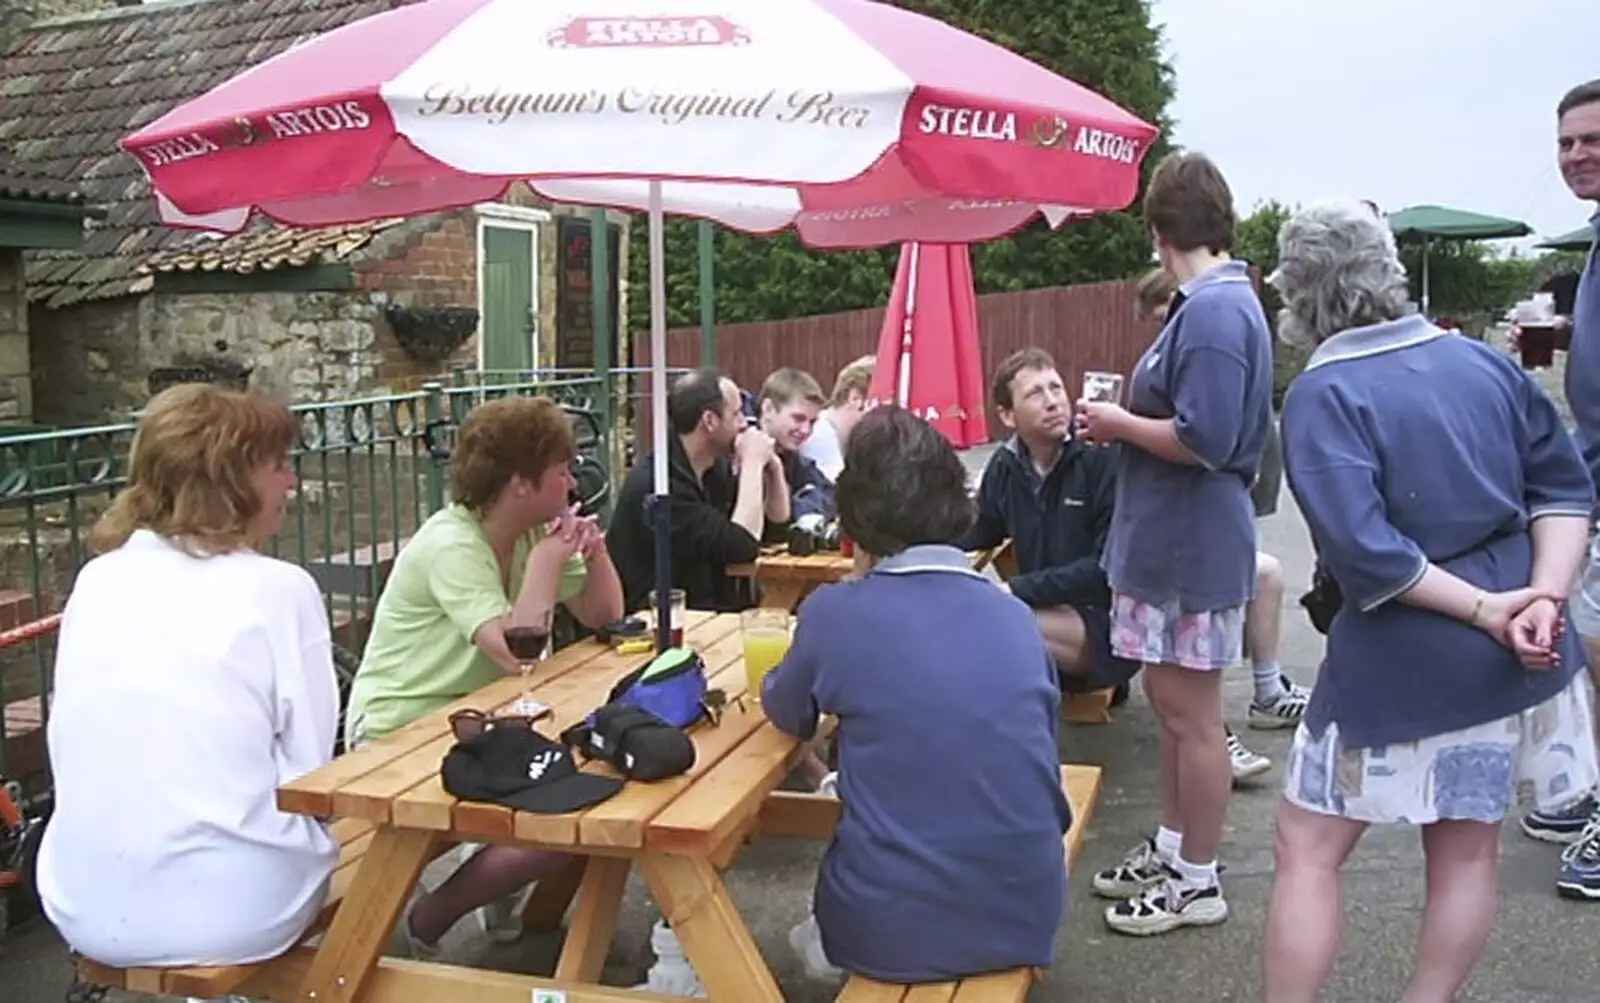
(142, 219, 407, 275)
(0, 149, 89, 204)
(0, 0, 409, 308)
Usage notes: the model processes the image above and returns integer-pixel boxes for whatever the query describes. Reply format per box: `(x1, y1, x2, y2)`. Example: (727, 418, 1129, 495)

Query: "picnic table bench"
(75, 610, 1105, 1003)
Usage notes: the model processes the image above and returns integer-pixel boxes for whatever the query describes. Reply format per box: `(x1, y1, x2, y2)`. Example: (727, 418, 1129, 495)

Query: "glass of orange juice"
(740, 608, 791, 701)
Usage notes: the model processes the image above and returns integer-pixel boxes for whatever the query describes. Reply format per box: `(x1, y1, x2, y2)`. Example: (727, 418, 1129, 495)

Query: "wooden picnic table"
(264, 610, 801, 1003)
(729, 542, 1012, 613)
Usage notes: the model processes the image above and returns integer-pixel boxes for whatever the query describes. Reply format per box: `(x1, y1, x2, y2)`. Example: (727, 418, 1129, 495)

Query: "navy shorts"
(1069, 604, 1142, 690)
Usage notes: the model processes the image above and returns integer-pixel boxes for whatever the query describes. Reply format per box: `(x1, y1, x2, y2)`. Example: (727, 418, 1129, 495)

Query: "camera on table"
(787, 513, 841, 556)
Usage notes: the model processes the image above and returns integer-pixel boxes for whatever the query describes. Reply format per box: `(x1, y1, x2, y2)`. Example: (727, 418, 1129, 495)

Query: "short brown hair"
(758, 367, 825, 411)
(1143, 152, 1236, 254)
(990, 347, 1058, 410)
(449, 396, 575, 513)
(837, 407, 972, 557)
(830, 355, 876, 406)
(1135, 267, 1179, 320)
(1559, 79, 1600, 118)
(89, 383, 298, 557)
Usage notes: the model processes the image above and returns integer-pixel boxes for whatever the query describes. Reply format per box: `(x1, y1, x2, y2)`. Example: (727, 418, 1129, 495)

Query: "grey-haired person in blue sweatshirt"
(1261, 198, 1595, 1003)
(762, 406, 1070, 985)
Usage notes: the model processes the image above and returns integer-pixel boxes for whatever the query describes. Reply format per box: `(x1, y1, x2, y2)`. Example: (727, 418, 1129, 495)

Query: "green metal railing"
(0, 373, 605, 786)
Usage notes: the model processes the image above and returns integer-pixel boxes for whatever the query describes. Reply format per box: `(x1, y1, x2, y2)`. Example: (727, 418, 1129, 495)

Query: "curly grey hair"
(1269, 199, 1414, 347)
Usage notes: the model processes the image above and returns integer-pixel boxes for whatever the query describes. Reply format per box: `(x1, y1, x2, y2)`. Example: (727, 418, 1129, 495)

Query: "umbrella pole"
(647, 181, 674, 652)
(897, 242, 919, 408)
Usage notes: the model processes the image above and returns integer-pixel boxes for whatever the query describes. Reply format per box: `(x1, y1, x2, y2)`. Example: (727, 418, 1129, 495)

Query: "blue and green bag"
(605, 647, 711, 730)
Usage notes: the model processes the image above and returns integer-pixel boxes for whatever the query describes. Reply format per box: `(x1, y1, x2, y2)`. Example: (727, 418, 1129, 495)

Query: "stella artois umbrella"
(870, 243, 989, 448)
(121, 0, 1157, 650)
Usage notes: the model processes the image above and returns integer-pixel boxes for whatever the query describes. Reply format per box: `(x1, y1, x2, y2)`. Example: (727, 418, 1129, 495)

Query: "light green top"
(344, 504, 586, 745)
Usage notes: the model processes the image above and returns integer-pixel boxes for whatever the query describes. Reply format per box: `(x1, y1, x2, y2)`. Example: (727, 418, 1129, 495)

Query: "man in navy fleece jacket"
(958, 348, 1140, 694)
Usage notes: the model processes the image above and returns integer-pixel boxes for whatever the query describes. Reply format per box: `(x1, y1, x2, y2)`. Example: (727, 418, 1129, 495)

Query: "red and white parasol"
(121, 0, 1157, 649)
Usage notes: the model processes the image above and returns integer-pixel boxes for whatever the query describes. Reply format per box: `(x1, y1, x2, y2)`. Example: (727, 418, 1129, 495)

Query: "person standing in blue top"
(1261, 199, 1596, 1003)
(1075, 152, 1273, 936)
(1518, 79, 1600, 901)
(762, 406, 1070, 985)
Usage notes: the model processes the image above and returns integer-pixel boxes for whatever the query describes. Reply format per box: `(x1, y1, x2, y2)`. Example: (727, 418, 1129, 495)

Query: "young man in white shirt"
(800, 354, 875, 483)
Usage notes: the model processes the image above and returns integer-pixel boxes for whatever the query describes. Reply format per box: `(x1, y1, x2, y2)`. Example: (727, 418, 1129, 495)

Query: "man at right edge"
(1518, 78, 1600, 900)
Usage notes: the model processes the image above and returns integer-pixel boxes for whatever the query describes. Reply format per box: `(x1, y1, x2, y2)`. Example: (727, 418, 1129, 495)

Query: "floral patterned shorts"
(1109, 593, 1245, 671)
(1285, 674, 1599, 825)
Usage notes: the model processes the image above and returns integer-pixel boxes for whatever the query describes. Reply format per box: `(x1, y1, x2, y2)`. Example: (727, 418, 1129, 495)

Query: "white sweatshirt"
(37, 530, 339, 967)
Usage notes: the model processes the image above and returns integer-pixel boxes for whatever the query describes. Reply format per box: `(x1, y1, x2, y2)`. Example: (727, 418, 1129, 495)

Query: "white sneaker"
(816, 771, 840, 798)
(633, 920, 708, 998)
(1226, 729, 1272, 784)
(788, 914, 844, 982)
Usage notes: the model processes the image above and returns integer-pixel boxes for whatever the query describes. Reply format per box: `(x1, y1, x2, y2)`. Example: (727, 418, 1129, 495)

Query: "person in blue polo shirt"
(1075, 152, 1273, 936)
(1260, 197, 1595, 1001)
(763, 406, 1069, 985)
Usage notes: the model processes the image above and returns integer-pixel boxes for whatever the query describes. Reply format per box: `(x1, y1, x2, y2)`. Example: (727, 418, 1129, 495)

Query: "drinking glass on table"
(503, 606, 554, 717)
(648, 588, 687, 650)
(740, 608, 792, 701)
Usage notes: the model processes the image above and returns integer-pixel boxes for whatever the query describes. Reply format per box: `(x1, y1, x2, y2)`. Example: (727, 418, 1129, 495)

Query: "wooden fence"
(631, 277, 1162, 440)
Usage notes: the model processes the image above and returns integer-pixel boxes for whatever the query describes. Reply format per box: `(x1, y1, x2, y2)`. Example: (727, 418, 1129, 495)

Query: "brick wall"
(353, 211, 480, 389)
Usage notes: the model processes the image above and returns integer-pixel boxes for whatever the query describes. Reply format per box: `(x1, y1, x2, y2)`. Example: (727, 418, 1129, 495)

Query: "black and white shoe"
(1248, 676, 1311, 731)
(1104, 877, 1229, 936)
(1091, 837, 1169, 899)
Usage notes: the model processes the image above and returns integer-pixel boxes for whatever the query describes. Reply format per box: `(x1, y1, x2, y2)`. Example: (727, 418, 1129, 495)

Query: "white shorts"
(1284, 673, 1598, 826)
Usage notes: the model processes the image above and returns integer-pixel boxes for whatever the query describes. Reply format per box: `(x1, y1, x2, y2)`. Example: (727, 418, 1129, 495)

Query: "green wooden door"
(481, 225, 537, 371)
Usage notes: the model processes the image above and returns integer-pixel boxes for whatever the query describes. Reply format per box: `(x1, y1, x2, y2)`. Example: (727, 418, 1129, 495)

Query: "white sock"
(1154, 826, 1183, 863)
(1252, 659, 1286, 704)
(1172, 855, 1218, 889)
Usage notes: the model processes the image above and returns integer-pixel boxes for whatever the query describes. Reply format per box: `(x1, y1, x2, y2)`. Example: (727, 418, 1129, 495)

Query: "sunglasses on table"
(449, 705, 553, 742)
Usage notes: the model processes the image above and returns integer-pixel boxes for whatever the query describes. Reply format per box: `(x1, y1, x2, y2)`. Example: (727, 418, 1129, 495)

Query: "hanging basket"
(385, 305, 479, 363)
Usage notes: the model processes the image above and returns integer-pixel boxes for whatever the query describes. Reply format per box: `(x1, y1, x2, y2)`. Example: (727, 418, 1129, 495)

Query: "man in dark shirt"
(959, 348, 1139, 696)
(606, 368, 789, 613)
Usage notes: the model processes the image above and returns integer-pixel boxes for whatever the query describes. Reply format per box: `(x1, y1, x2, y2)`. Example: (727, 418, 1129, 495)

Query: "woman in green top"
(346, 395, 623, 956)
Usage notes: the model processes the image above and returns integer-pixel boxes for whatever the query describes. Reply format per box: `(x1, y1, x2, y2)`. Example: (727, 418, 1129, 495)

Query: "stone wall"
(146, 289, 393, 404)
(0, 249, 30, 421)
(27, 202, 631, 424)
(28, 295, 147, 426)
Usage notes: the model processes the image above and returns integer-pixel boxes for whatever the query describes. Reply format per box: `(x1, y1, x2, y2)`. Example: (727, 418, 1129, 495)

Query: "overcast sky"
(1150, 0, 1598, 245)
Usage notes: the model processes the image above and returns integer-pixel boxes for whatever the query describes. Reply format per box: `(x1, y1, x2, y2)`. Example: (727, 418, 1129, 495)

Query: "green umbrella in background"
(1537, 224, 1596, 253)
(1386, 204, 1532, 314)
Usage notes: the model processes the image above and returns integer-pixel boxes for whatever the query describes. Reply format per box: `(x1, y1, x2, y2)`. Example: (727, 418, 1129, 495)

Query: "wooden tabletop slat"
(307, 615, 728, 825)
(446, 635, 740, 842)
(276, 620, 642, 818)
(277, 612, 804, 869)
(644, 719, 802, 857)
(385, 616, 744, 839)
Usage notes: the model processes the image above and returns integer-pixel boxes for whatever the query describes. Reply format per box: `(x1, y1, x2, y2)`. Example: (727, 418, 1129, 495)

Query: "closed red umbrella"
(869, 242, 989, 447)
